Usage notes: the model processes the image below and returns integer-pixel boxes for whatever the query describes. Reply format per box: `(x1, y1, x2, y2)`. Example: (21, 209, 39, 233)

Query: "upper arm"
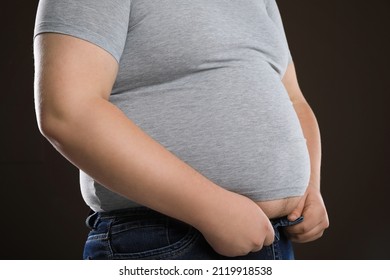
(34, 33, 119, 128)
(282, 62, 307, 105)
(33, 0, 131, 130)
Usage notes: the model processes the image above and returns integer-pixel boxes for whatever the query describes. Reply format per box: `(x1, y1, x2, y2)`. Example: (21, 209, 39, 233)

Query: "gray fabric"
(34, 0, 310, 212)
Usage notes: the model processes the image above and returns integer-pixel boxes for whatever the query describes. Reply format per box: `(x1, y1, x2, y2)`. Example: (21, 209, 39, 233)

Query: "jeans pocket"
(109, 216, 197, 259)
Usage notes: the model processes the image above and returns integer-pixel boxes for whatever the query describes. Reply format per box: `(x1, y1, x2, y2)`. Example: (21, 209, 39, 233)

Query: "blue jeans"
(83, 207, 303, 260)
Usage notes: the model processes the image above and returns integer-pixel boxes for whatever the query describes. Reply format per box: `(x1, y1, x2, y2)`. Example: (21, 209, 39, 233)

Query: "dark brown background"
(0, 0, 388, 259)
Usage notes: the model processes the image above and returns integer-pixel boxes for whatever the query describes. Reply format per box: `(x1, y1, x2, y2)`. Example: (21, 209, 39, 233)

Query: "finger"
(287, 197, 306, 221)
(287, 221, 328, 243)
(289, 227, 325, 243)
(250, 222, 275, 253)
(288, 208, 329, 235)
(285, 215, 320, 235)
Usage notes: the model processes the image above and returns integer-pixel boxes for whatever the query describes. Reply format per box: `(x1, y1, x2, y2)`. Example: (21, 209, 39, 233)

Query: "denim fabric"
(83, 207, 303, 260)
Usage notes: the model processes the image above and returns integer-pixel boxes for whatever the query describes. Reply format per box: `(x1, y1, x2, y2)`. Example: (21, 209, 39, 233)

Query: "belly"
(256, 196, 303, 219)
(112, 64, 311, 207)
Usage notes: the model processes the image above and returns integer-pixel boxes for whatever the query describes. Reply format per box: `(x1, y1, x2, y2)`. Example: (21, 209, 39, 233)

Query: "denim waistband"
(85, 207, 174, 229)
(86, 206, 303, 241)
(270, 215, 303, 241)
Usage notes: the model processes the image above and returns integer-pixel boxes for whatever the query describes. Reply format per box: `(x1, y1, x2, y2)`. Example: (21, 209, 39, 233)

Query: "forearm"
(40, 96, 223, 228)
(293, 101, 322, 189)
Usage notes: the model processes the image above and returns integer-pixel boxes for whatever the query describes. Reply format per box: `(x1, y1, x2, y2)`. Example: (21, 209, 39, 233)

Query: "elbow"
(35, 103, 72, 145)
(37, 116, 55, 139)
(36, 112, 64, 143)
(34, 91, 81, 143)
(35, 96, 96, 146)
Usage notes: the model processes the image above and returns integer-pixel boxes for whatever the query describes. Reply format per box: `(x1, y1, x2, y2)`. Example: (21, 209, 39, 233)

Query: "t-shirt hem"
(244, 186, 307, 202)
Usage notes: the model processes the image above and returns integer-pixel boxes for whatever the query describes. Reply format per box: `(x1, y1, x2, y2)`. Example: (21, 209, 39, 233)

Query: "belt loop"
(85, 210, 100, 230)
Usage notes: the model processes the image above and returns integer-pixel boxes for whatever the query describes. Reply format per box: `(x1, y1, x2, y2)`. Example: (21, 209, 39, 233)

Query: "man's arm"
(282, 62, 329, 242)
(34, 33, 274, 256)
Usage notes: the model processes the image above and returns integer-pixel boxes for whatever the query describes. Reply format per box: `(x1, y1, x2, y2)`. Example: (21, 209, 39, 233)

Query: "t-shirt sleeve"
(265, 0, 293, 64)
(34, 0, 131, 63)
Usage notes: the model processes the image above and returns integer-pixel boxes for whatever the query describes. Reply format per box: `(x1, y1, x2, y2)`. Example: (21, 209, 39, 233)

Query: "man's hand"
(285, 185, 329, 243)
(197, 189, 275, 257)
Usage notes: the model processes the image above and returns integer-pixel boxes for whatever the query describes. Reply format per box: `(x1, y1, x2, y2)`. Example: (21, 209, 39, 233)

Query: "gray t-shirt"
(34, 0, 310, 212)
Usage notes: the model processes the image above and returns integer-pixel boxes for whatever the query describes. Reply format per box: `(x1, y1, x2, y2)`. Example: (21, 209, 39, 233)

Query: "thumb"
(288, 197, 306, 221)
